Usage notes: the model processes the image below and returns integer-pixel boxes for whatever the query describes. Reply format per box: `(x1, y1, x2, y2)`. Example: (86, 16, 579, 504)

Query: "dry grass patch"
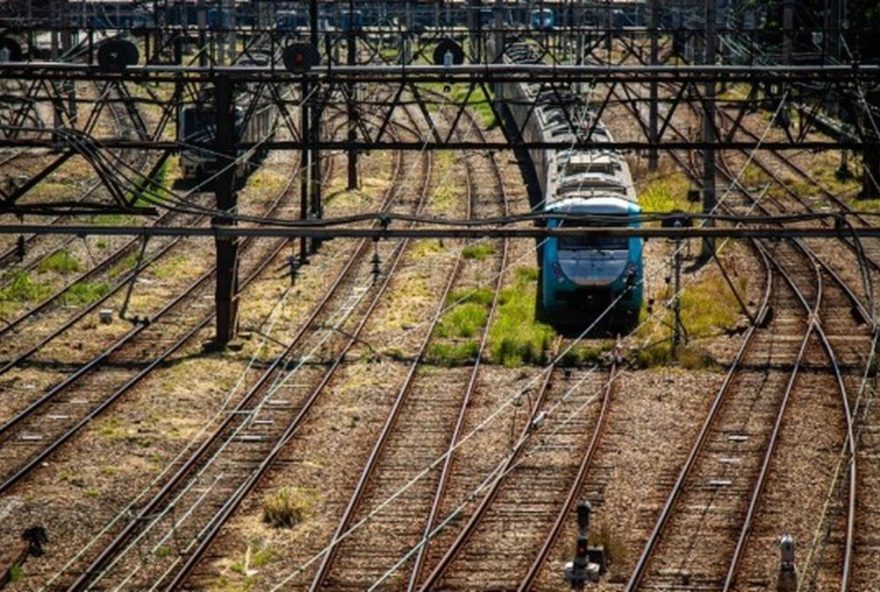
(261, 486, 320, 529)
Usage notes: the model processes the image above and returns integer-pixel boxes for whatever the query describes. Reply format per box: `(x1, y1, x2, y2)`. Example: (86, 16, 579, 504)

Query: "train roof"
(546, 196, 639, 214)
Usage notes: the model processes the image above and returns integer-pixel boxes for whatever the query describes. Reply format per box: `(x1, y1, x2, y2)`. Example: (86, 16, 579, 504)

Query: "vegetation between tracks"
(634, 264, 745, 368)
(489, 266, 555, 367)
(638, 171, 695, 217)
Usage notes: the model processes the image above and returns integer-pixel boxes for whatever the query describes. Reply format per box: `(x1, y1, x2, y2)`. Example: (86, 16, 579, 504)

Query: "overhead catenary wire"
(262, 79, 796, 592)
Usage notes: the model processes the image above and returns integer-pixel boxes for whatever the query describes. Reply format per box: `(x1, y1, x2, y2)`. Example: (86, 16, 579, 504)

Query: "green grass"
(416, 81, 498, 128)
(8, 564, 24, 582)
(638, 172, 695, 216)
(488, 267, 556, 367)
(152, 254, 190, 280)
(426, 340, 480, 366)
(92, 213, 137, 226)
(97, 418, 130, 440)
(449, 287, 494, 307)
(0, 271, 52, 305)
(634, 267, 744, 368)
(560, 343, 613, 367)
(128, 159, 169, 207)
(108, 253, 139, 280)
(436, 303, 488, 338)
(37, 250, 81, 274)
(462, 243, 496, 260)
(62, 281, 110, 306)
(411, 239, 444, 259)
(230, 542, 275, 576)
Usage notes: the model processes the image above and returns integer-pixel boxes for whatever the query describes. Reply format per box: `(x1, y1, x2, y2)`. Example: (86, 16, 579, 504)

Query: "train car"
(178, 76, 276, 181)
(498, 42, 643, 325)
(529, 8, 555, 30)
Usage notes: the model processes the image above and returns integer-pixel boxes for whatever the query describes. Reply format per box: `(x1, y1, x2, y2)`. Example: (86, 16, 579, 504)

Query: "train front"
(541, 196, 643, 324)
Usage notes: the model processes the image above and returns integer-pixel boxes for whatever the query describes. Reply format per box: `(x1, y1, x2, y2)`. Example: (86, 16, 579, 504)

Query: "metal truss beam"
(3, 223, 880, 242)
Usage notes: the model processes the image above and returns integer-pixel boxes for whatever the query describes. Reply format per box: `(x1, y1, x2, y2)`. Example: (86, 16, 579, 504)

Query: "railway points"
(2, 1, 880, 591)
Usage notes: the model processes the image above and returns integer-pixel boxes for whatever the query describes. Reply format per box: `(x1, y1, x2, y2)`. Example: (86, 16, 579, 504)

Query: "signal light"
(432, 38, 464, 66)
(96, 39, 139, 72)
(0, 37, 23, 62)
(283, 43, 319, 73)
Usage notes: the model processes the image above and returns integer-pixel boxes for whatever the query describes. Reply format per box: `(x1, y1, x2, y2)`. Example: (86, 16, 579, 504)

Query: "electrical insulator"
(371, 241, 382, 283)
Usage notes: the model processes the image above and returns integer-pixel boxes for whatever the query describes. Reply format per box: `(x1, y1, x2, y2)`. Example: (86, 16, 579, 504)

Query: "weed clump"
(638, 172, 694, 217)
(0, 271, 51, 304)
(38, 250, 80, 274)
(462, 243, 496, 260)
(262, 486, 318, 529)
(62, 281, 110, 306)
(427, 340, 480, 366)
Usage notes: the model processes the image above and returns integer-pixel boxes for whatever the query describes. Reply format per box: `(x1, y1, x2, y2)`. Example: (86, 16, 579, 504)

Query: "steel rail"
(714, 154, 858, 592)
(0, 226, 288, 496)
(66, 142, 404, 591)
(621, 242, 774, 590)
(704, 117, 856, 592)
(160, 126, 435, 592)
(0, 116, 348, 347)
(406, 110, 510, 592)
(609, 79, 830, 592)
(713, 105, 880, 304)
(308, 186, 467, 591)
(0, 132, 335, 496)
(0, 80, 139, 270)
(415, 339, 562, 592)
(517, 361, 618, 591)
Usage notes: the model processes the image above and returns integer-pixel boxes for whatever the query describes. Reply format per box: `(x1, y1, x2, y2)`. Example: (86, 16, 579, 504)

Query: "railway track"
(602, 63, 867, 590)
(306, 111, 511, 591)
(56, 108, 437, 590)
(0, 81, 150, 273)
(414, 358, 618, 591)
(0, 149, 327, 499)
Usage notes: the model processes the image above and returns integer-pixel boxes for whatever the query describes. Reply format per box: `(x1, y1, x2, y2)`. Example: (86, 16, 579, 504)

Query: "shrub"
(262, 486, 318, 529)
(462, 243, 496, 261)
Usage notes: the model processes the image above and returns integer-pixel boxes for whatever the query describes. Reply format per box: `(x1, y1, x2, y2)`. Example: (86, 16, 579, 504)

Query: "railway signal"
(563, 501, 601, 589)
(282, 43, 319, 73)
(777, 535, 797, 592)
(0, 37, 23, 63)
(96, 39, 139, 72)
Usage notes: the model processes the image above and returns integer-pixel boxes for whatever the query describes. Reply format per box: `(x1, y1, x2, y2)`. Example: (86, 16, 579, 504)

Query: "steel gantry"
(2, 1, 880, 345)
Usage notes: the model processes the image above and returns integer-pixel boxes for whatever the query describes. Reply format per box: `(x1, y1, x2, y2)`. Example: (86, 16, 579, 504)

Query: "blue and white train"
(499, 43, 643, 324)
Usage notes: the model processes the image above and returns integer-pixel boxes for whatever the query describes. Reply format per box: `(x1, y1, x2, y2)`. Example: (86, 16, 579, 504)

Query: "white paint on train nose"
(559, 252, 628, 287)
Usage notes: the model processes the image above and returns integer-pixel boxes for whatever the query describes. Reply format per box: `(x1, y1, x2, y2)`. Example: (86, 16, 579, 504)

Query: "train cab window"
(557, 217, 629, 251)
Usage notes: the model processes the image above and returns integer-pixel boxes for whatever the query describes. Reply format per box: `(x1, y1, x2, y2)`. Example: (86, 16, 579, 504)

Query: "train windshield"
(557, 217, 628, 251)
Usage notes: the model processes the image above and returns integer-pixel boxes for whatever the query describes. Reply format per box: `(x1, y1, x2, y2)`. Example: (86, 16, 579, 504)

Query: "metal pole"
(347, 0, 358, 190)
(309, 0, 322, 253)
(783, 0, 794, 65)
(213, 75, 239, 346)
(702, 0, 717, 258)
(672, 227, 682, 358)
(648, 0, 660, 171)
(299, 76, 310, 264)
